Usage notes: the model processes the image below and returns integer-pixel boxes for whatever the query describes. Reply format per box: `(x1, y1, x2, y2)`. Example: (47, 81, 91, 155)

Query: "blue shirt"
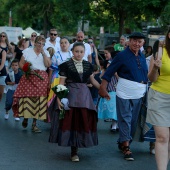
(102, 47, 148, 83)
(5, 70, 22, 85)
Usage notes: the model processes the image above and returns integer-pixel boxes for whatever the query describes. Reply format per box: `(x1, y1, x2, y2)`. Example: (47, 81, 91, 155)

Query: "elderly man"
(99, 32, 148, 161)
(44, 28, 60, 52)
(114, 35, 126, 51)
(69, 31, 92, 62)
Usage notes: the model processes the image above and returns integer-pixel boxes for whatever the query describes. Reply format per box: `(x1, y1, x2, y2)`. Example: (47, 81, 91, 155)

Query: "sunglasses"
(36, 42, 45, 46)
(88, 41, 93, 44)
(50, 33, 57, 36)
(1, 35, 6, 37)
(31, 35, 37, 37)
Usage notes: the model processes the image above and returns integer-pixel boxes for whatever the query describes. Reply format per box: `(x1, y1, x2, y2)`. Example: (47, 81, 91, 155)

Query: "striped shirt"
(107, 75, 118, 92)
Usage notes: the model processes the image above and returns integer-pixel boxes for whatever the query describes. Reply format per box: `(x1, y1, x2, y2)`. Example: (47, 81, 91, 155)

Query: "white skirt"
(146, 88, 170, 127)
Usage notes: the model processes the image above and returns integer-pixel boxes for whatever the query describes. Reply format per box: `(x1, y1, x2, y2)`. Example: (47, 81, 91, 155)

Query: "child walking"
(49, 42, 100, 162)
(48, 37, 72, 109)
(98, 46, 118, 132)
(88, 65, 101, 107)
(4, 59, 22, 120)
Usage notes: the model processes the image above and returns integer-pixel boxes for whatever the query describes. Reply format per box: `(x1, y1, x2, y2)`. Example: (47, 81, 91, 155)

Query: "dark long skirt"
(49, 83, 98, 148)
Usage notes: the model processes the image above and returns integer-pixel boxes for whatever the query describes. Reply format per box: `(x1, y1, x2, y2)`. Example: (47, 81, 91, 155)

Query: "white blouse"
(22, 48, 50, 71)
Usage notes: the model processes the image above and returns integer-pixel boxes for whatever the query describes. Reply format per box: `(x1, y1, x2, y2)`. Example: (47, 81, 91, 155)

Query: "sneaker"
(110, 124, 117, 132)
(4, 113, 9, 120)
(15, 117, 20, 121)
(150, 148, 155, 155)
(71, 155, 79, 162)
(122, 146, 134, 161)
(32, 125, 41, 133)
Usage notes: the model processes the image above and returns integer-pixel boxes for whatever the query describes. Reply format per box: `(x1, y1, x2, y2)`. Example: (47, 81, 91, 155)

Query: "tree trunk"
(118, 10, 126, 38)
(43, 11, 48, 38)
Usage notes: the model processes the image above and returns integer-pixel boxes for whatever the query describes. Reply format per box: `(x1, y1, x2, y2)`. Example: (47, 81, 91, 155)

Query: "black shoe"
(110, 129, 116, 132)
(116, 128, 119, 132)
(122, 146, 134, 161)
(104, 119, 112, 122)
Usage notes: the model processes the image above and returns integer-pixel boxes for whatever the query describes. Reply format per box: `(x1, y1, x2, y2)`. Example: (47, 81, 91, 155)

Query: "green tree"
(160, 1, 170, 27)
(0, 0, 169, 37)
(89, 0, 168, 36)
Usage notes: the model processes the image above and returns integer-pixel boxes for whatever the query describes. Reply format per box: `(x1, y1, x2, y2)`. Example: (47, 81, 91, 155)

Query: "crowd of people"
(0, 28, 170, 170)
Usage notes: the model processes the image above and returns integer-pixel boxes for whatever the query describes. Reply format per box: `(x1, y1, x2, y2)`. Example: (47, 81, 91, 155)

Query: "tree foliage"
(0, 0, 170, 37)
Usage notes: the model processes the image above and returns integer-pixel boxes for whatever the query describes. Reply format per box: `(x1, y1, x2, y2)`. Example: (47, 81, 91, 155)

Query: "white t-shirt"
(22, 48, 50, 71)
(69, 41, 91, 61)
(44, 38, 60, 52)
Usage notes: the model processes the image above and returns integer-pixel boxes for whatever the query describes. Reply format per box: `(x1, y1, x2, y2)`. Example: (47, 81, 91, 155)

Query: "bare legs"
(0, 85, 4, 101)
(154, 126, 169, 170)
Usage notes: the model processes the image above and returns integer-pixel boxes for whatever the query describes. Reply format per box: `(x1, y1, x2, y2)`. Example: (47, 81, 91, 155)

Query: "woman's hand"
(153, 58, 162, 70)
(57, 97, 63, 110)
(41, 49, 45, 56)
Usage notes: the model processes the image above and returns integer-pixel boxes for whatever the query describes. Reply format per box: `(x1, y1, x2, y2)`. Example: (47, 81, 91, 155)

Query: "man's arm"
(98, 79, 110, 100)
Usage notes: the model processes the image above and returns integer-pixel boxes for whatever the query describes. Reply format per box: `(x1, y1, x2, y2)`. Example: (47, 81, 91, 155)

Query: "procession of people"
(1, 28, 170, 170)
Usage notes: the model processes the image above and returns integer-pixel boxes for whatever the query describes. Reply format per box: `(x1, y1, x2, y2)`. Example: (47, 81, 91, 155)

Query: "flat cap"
(129, 32, 145, 39)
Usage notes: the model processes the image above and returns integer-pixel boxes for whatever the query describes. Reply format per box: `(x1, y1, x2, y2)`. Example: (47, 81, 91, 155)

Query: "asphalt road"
(0, 94, 169, 170)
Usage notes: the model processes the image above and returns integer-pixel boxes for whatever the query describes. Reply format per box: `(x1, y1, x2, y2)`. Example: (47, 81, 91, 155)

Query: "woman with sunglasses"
(25, 32, 37, 48)
(0, 32, 13, 53)
(0, 32, 13, 71)
(0, 32, 13, 94)
(12, 36, 51, 133)
(0, 47, 7, 101)
(87, 38, 100, 68)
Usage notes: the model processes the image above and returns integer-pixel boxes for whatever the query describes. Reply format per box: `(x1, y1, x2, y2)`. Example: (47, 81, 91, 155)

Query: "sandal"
(32, 125, 41, 133)
(122, 146, 134, 161)
(22, 119, 28, 128)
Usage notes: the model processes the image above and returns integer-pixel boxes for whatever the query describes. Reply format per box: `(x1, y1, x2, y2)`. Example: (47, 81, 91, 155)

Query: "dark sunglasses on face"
(1, 35, 6, 37)
(50, 33, 57, 36)
(88, 41, 93, 44)
(31, 35, 37, 37)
